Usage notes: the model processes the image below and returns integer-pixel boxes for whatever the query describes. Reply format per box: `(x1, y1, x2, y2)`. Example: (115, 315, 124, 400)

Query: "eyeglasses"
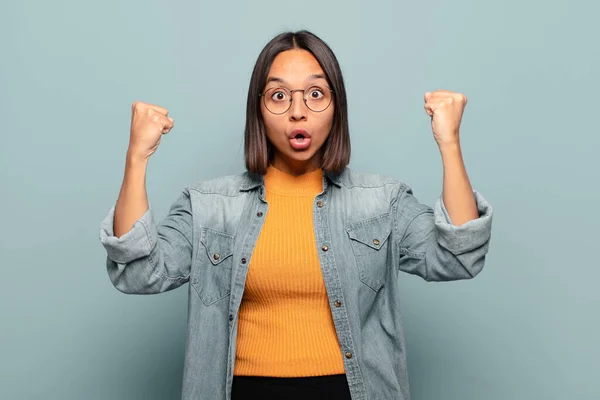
(259, 85, 334, 115)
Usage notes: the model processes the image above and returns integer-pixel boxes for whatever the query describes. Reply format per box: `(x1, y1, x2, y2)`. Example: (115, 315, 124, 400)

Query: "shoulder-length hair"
(244, 30, 350, 175)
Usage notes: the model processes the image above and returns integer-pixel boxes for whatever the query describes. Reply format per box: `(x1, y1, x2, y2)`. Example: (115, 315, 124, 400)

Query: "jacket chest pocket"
(346, 213, 392, 292)
(191, 228, 234, 306)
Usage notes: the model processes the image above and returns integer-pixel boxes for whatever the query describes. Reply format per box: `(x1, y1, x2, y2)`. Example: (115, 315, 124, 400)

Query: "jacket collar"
(240, 169, 343, 192)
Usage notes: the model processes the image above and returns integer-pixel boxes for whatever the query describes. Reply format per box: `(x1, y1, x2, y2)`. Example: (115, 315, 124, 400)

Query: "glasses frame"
(259, 85, 335, 115)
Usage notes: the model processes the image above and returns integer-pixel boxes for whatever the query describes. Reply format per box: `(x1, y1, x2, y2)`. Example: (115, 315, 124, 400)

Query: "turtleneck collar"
(263, 164, 324, 196)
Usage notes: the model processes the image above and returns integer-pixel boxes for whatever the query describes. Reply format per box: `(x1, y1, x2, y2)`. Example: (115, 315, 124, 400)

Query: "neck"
(271, 154, 322, 176)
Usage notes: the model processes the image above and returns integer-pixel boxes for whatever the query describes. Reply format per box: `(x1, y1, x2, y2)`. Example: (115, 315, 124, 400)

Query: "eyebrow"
(265, 74, 328, 85)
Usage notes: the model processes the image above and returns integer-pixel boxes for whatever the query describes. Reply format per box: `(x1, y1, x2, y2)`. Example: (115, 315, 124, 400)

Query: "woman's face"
(261, 49, 335, 176)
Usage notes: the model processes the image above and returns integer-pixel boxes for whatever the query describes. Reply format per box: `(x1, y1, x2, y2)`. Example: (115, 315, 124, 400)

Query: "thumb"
(424, 103, 434, 117)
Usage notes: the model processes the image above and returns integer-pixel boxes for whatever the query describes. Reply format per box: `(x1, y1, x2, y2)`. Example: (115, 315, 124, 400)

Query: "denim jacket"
(99, 168, 493, 400)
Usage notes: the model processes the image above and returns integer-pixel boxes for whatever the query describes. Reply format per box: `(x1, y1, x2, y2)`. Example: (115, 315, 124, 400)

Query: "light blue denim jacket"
(99, 168, 493, 400)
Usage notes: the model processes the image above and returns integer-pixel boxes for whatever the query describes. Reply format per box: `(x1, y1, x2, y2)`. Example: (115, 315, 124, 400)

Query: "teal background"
(1, 0, 598, 399)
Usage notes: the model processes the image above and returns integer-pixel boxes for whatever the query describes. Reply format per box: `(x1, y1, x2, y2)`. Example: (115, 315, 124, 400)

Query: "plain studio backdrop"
(1, 0, 598, 399)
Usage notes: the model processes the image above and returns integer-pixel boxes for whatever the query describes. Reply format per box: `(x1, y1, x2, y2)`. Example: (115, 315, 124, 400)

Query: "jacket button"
(334, 300, 341, 307)
(241, 258, 247, 264)
(213, 253, 220, 260)
(321, 245, 329, 252)
(345, 352, 353, 359)
(373, 239, 380, 246)
(229, 315, 233, 321)
(317, 201, 323, 208)
(257, 211, 263, 217)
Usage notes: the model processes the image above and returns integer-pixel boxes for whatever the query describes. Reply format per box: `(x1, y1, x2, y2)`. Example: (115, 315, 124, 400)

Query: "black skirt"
(232, 374, 352, 400)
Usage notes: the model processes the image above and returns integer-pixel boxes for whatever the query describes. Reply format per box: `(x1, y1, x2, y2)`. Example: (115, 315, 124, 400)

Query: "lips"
(290, 129, 311, 139)
(289, 129, 311, 150)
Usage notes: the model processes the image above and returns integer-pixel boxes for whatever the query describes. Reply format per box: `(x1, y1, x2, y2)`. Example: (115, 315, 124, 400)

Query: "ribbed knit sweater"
(233, 165, 345, 377)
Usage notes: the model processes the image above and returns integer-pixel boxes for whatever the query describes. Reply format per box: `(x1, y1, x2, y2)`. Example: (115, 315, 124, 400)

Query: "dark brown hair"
(244, 30, 350, 175)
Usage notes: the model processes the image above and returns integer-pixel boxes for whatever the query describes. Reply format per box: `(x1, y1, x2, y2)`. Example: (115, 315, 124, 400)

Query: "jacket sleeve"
(99, 189, 193, 294)
(394, 184, 493, 282)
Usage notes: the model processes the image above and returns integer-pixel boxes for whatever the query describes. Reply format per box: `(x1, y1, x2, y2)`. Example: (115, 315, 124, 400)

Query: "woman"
(100, 30, 493, 400)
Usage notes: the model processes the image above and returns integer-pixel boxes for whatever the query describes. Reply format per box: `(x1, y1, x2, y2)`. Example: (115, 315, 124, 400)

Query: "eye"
(309, 88, 324, 99)
(271, 90, 288, 102)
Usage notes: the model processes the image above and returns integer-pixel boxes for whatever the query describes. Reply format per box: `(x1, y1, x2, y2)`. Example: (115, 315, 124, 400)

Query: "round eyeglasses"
(259, 85, 334, 115)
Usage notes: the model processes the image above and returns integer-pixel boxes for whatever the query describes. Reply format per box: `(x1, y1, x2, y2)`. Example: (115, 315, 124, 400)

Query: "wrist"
(125, 151, 149, 170)
(126, 158, 148, 171)
(438, 140, 461, 155)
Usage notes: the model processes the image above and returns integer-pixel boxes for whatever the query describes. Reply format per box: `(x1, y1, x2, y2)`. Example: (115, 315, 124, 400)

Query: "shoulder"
(185, 171, 255, 197)
(337, 167, 409, 191)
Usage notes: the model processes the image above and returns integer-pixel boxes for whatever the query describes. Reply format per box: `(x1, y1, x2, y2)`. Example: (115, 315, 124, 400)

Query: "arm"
(113, 154, 150, 238)
(113, 100, 174, 238)
(99, 101, 191, 294)
(440, 142, 479, 226)
(99, 186, 193, 294)
(424, 89, 479, 226)
(395, 89, 493, 281)
(394, 184, 493, 282)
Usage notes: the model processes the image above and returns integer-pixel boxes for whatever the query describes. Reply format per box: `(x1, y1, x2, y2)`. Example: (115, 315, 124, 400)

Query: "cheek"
(261, 109, 285, 141)
(259, 105, 274, 131)
(317, 109, 335, 135)
(324, 102, 335, 126)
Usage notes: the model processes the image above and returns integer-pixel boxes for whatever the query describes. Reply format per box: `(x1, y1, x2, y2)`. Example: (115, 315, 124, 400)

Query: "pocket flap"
(346, 213, 392, 250)
(200, 228, 234, 266)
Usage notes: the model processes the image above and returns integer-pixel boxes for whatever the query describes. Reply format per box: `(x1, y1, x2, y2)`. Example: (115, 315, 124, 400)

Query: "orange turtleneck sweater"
(233, 165, 345, 377)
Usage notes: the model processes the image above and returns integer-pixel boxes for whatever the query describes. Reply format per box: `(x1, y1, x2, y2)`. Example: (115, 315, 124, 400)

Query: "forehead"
(267, 49, 325, 83)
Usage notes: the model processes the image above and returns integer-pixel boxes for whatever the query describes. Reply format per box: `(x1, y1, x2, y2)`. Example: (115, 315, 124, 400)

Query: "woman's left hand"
(424, 90, 467, 147)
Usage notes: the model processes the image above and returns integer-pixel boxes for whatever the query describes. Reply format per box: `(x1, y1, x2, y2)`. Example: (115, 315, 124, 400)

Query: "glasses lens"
(263, 87, 291, 114)
(304, 86, 332, 112)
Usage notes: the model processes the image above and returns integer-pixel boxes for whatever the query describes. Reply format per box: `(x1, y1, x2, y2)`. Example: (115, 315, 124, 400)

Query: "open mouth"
(294, 133, 307, 142)
(289, 130, 311, 150)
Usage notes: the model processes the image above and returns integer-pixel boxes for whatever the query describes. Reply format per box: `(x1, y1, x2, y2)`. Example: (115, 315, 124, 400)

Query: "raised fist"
(128, 101, 174, 160)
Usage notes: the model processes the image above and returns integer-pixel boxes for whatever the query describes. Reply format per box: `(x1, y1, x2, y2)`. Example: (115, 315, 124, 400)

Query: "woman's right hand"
(127, 101, 174, 161)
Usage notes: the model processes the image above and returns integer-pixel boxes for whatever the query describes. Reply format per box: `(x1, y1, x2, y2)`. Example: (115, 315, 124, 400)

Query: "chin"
(287, 149, 319, 162)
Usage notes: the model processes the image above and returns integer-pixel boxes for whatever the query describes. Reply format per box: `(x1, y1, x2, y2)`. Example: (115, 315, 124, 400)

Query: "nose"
(289, 91, 307, 121)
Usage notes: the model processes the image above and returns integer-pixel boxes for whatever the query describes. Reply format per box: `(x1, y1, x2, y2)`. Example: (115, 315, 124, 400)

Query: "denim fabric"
(99, 168, 493, 400)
